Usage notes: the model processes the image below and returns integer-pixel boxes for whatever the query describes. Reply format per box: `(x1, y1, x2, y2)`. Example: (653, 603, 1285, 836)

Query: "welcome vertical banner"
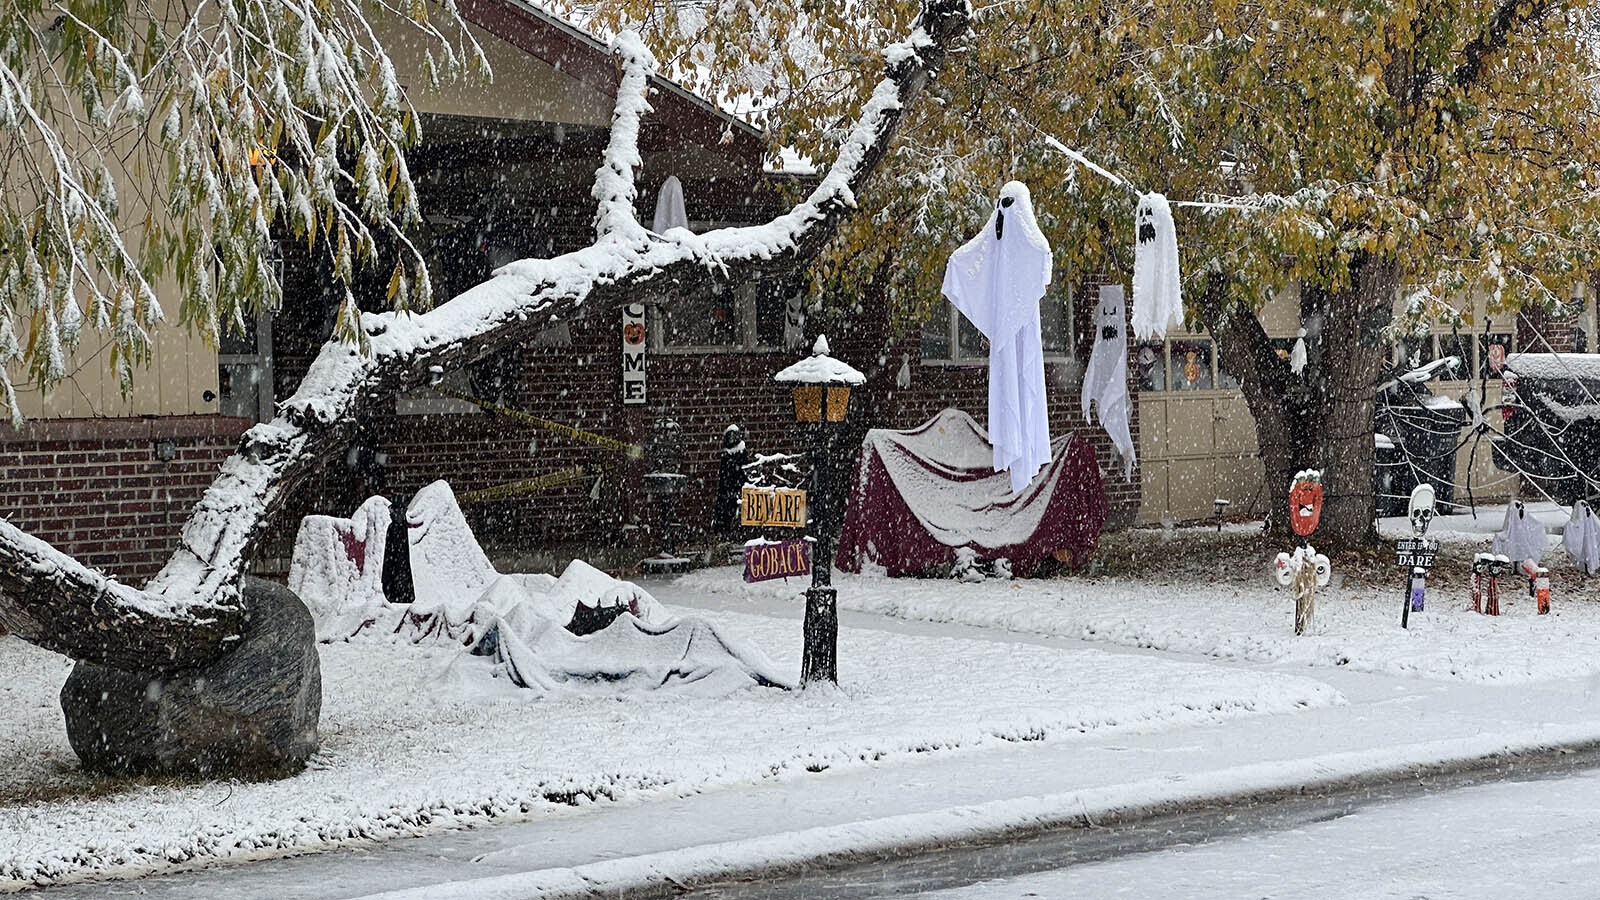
(622, 303, 647, 405)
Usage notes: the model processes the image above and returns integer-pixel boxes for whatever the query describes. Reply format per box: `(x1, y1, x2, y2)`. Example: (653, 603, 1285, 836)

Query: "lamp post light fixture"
(774, 335, 864, 685)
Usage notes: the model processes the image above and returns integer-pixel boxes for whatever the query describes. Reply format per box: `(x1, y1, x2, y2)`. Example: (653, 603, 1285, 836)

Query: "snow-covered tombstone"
(288, 495, 393, 642)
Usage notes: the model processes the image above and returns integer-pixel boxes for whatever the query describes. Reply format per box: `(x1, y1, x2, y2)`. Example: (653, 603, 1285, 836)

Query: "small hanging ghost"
(1131, 192, 1183, 341)
(1564, 500, 1600, 575)
(652, 175, 689, 234)
(895, 352, 912, 389)
(1081, 284, 1135, 478)
(1289, 328, 1308, 375)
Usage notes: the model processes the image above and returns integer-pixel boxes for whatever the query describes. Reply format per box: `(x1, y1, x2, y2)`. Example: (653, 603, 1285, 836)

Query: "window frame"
(920, 284, 1076, 367)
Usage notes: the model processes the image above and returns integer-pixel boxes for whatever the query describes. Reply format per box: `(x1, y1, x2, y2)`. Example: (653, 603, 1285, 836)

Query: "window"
(920, 287, 1074, 365)
(1136, 342, 1166, 391)
(651, 278, 797, 353)
(1170, 339, 1215, 391)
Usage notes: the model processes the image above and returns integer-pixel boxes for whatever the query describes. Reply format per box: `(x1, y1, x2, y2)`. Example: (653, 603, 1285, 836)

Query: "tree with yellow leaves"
(576, 0, 1600, 545)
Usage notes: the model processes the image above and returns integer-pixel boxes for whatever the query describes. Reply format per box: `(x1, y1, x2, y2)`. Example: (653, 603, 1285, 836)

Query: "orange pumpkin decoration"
(623, 321, 646, 345)
(1289, 478, 1323, 537)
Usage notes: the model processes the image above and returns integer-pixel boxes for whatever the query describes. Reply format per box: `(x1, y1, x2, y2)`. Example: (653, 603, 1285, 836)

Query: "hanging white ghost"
(1564, 500, 1600, 575)
(652, 175, 689, 234)
(1081, 283, 1136, 478)
(941, 181, 1054, 494)
(1131, 192, 1183, 341)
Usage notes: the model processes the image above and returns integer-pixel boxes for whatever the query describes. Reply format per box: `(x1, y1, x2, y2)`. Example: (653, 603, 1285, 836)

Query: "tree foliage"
(571, 0, 1600, 330)
(0, 0, 488, 423)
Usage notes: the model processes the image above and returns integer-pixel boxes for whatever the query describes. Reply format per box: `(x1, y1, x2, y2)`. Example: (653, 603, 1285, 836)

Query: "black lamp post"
(775, 335, 863, 685)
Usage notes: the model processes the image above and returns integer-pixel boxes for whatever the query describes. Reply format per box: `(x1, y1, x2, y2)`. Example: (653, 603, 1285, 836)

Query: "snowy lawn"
(0, 604, 1335, 889)
(679, 550, 1600, 684)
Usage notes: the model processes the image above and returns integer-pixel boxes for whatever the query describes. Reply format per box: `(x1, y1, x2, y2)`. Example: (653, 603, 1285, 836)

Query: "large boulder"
(61, 577, 321, 777)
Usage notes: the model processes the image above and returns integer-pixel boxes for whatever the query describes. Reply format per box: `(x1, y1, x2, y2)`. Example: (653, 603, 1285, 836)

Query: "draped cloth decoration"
(835, 409, 1108, 577)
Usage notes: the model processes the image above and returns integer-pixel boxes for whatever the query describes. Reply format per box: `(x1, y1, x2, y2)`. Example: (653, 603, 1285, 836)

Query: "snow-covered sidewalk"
(8, 559, 1600, 898)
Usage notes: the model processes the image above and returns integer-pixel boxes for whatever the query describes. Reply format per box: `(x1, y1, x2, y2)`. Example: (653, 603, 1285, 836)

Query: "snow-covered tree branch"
(0, 0, 973, 674)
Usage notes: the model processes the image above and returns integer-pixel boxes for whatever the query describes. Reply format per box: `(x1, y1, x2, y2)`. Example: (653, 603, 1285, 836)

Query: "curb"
(349, 725, 1600, 900)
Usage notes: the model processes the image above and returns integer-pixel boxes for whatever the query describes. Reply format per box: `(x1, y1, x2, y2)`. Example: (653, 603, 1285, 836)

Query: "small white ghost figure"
(1131, 192, 1183, 341)
(1081, 284, 1135, 478)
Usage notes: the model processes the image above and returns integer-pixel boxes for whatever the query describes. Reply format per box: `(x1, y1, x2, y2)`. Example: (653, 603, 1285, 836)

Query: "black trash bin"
(1375, 365, 1469, 517)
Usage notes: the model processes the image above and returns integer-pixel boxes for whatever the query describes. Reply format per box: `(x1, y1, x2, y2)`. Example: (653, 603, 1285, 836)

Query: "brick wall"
(1, 415, 250, 583)
(256, 289, 1142, 568)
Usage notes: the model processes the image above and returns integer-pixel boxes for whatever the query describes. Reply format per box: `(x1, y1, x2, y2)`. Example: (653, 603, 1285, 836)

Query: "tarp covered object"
(836, 409, 1108, 576)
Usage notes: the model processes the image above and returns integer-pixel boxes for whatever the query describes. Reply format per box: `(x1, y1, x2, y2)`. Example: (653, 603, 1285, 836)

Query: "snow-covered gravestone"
(941, 181, 1053, 494)
(404, 480, 502, 641)
(288, 495, 393, 641)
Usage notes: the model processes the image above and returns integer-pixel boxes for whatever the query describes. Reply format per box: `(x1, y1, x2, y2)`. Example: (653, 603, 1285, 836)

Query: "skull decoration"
(1289, 470, 1324, 537)
(1407, 483, 1437, 536)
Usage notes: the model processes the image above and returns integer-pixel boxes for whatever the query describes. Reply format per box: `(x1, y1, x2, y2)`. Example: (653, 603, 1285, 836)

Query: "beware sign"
(743, 539, 812, 582)
(740, 487, 807, 528)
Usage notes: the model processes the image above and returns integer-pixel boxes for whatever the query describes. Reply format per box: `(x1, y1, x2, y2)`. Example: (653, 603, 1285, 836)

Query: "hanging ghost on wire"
(1131, 192, 1183, 340)
(941, 181, 1053, 494)
(652, 175, 689, 234)
(1081, 284, 1135, 478)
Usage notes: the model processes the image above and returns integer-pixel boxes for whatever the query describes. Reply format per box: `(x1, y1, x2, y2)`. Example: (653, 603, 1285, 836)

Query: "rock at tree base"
(60, 578, 322, 777)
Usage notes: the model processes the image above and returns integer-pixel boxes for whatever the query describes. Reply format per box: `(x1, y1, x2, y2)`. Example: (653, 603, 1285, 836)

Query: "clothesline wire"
(1005, 107, 1258, 213)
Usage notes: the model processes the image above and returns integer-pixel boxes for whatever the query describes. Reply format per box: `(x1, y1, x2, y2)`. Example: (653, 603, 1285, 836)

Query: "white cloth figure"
(1130, 192, 1183, 340)
(652, 175, 689, 233)
(1564, 500, 1600, 575)
(1491, 499, 1547, 565)
(1081, 283, 1135, 478)
(941, 180, 1053, 494)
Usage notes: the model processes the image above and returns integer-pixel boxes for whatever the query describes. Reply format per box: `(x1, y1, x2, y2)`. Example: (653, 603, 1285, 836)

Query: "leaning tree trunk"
(0, 1, 972, 774)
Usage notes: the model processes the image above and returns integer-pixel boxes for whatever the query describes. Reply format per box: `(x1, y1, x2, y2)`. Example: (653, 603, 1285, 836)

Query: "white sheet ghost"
(1081, 283, 1135, 478)
(941, 181, 1053, 494)
(1491, 499, 1547, 565)
(652, 175, 689, 233)
(1131, 192, 1183, 340)
(1564, 500, 1600, 575)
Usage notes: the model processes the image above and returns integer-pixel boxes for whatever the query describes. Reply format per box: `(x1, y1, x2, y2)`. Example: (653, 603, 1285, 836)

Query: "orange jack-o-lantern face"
(1289, 481, 1323, 537)
(623, 322, 646, 345)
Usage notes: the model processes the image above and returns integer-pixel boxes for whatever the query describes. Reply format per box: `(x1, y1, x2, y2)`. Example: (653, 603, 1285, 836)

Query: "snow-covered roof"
(773, 335, 865, 385)
(1506, 353, 1600, 381)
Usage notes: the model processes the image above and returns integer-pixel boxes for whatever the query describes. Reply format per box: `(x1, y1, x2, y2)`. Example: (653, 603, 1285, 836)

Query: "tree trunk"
(1308, 254, 1399, 548)
(1200, 257, 1396, 550)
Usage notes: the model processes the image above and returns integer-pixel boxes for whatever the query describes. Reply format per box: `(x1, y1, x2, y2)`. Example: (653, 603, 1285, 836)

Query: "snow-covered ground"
(0, 599, 1333, 889)
(4, 518, 1600, 894)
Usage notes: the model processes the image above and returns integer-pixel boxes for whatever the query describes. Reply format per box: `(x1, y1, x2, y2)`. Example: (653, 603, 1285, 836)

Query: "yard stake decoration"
(1397, 483, 1439, 629)
(1272, 470, 1330, 635)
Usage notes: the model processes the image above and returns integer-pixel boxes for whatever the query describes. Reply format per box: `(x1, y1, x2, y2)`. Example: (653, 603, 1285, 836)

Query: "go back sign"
(740, 487, 807, 528)
(744, 539, 812, 582)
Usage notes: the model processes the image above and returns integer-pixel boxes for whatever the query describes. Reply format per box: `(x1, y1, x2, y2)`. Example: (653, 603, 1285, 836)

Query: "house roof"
(455, 0, 766, 165)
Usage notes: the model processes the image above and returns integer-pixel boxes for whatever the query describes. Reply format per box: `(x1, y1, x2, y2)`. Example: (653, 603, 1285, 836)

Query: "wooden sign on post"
(740, 487, 807, 528)
(743, 539, 812, 582)
(621, 303, 647, 405)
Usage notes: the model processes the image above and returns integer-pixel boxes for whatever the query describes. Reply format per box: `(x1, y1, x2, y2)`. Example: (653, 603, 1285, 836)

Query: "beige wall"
(4, 7, 632, 421)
